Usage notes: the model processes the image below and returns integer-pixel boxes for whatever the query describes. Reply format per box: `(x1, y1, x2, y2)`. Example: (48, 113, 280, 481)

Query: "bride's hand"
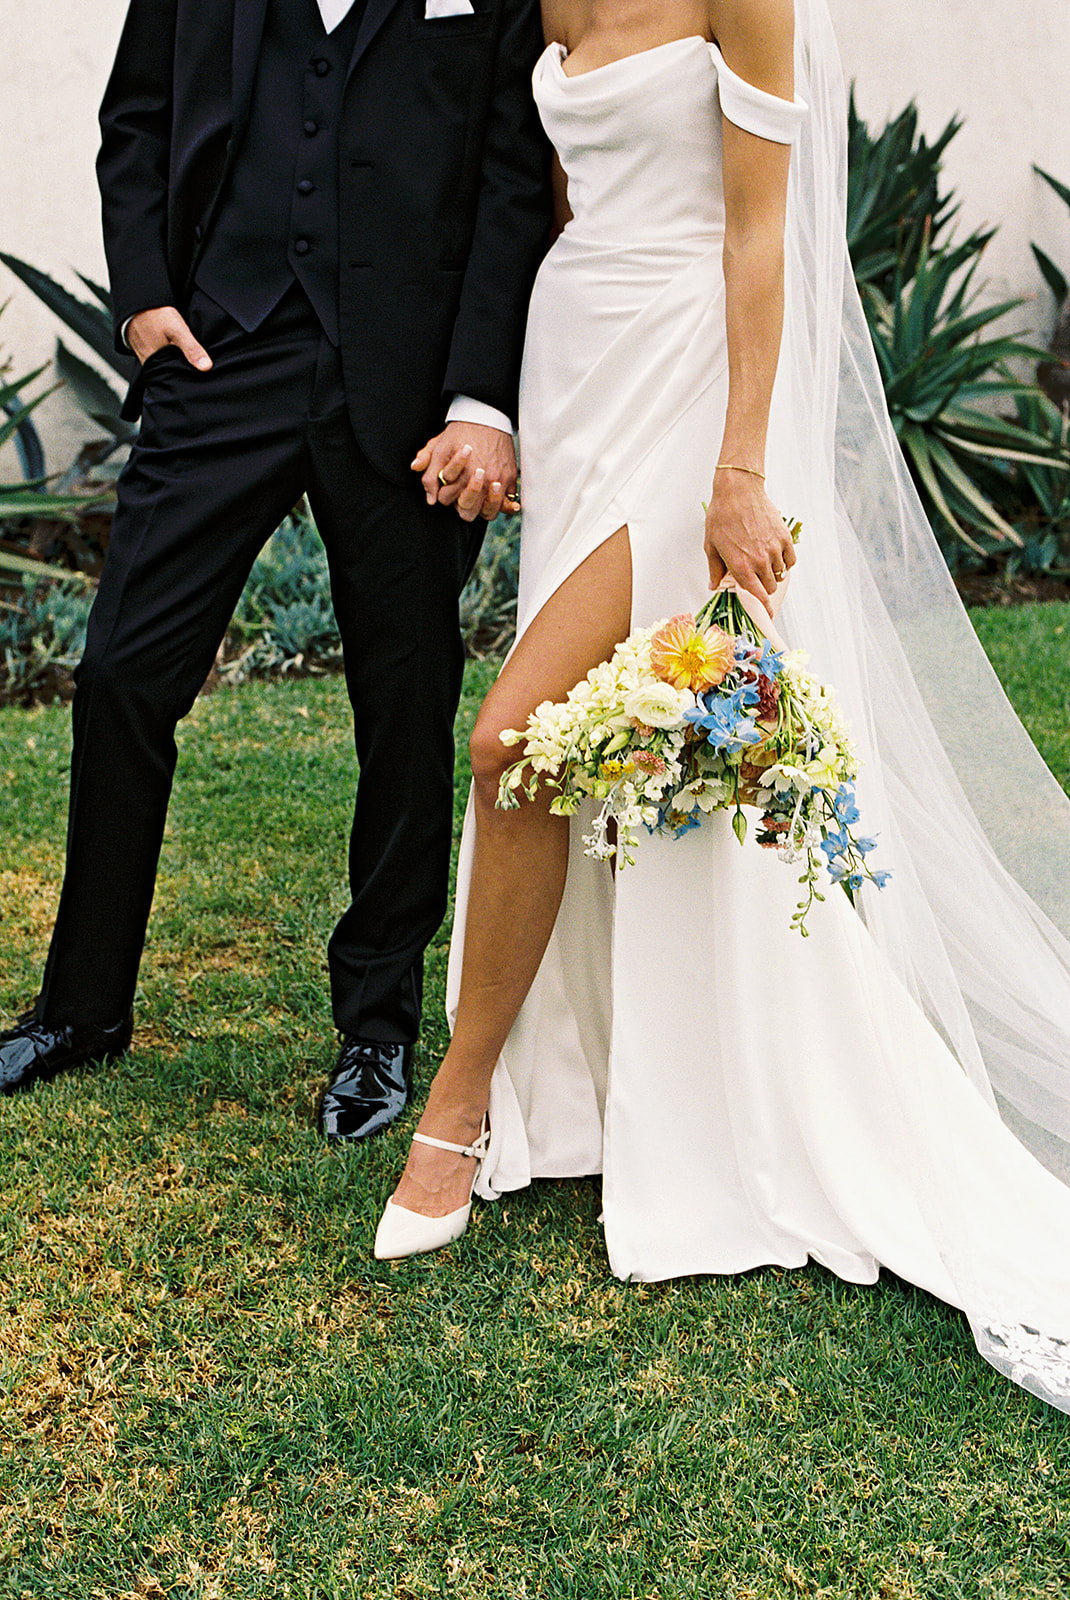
(704, 470, 796, 614)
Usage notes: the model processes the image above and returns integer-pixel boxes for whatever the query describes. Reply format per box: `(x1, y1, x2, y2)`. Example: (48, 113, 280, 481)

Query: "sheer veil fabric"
(782, 0, 1070, 1173)
(772, 0, 1070, 1400)
(447, 0, 1070, 1410)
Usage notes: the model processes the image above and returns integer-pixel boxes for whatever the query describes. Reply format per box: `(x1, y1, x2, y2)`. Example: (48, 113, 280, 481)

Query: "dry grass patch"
(0, 868, 61, 943)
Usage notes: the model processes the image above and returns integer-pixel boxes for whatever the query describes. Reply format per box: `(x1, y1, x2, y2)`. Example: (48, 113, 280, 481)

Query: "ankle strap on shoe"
(412, 1121, 489, 1161)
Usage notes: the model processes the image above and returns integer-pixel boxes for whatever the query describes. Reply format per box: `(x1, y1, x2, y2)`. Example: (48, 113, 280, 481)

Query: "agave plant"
(0, 252, 135, 450)
(0, 574, 93, 705)
(459, 510, 520, 657)
(1002, 390, 1070, 576)
(866, 227, 1067, 553)
(846, 95, 962, 317)
(1031, 167, 1070, 412)
(0, 310, 102, 583)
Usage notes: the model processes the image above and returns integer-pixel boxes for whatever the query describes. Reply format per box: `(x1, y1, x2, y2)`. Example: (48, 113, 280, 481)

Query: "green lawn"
(1, 609, 1069, 1598)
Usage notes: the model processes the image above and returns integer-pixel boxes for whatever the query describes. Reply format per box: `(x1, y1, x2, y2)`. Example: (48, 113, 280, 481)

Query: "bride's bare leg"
(389, 527, 632, 1217)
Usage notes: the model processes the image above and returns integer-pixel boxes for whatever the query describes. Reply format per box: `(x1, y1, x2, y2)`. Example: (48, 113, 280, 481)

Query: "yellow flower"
(650, 614, 734, 692)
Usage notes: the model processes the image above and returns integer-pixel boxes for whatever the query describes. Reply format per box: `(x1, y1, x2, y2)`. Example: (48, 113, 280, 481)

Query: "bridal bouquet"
(497, 586, 890, 934)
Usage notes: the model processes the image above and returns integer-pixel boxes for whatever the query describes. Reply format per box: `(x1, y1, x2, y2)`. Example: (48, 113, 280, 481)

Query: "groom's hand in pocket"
(126, 307, 213, 371)
(412, 422, 517, 522)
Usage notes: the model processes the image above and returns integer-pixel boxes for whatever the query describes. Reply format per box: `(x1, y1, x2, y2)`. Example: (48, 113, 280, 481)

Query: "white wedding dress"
(447, 27, 1070, 1410)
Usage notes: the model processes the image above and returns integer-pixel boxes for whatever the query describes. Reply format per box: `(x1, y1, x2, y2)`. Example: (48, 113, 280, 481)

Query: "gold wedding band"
(438, 469, 449, 486)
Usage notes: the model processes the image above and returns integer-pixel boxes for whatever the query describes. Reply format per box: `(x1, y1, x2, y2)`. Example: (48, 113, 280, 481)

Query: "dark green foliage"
(0, 254, 135, 446)
(459, 511, 520, 657)
(1032, 166, 1070, 309)
(868, 232, 1059, 553)
(0, 504, 520, 704)
(224, 506, 345, 681)
(1031, 167, 1070, 425)
(847, 101, 1069, 558)
(0, 307, 107, 585)
(846, 94, 961, 311)
(0, 254, 129, 380)
(226, 504, 520, 680)
(0, 575, 92, 704)
(1001, 392, 1070, 579)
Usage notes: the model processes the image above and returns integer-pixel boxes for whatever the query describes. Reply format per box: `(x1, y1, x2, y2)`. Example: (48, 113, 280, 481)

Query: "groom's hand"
(127, 307, 213, 371)
(412, 422, 518, 522)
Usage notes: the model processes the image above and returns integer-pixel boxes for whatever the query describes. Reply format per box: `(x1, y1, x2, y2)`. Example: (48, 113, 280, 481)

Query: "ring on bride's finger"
(437, 469, 450, 486)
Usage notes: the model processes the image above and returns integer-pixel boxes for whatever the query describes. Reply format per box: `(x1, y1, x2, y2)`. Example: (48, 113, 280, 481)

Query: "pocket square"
(424, 0, 475, 15)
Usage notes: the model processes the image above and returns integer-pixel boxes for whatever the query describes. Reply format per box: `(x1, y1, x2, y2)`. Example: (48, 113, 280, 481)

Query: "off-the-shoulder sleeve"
(709, 42, 808, 145)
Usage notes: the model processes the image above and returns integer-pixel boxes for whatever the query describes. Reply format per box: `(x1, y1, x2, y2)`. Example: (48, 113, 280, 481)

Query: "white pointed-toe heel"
(374, 1118, 490, 1261)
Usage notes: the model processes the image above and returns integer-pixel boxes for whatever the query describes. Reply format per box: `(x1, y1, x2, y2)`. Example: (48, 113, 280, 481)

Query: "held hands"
(127, 307, 212, 370)
(704, 467, 796, 617)
(412, 422, 518, 523)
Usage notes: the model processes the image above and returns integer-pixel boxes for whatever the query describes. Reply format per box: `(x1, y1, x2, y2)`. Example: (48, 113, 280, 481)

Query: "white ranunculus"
(622, 681, 693, 728)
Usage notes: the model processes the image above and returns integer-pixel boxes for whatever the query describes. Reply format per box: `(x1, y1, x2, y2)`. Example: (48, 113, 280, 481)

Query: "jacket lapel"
(232, 0, 272, 136)
(347, 0, 404, 85)
(231, 0, 404, 113)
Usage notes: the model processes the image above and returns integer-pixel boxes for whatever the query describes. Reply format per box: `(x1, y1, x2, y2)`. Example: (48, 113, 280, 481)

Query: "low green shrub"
(459, 511, 519, 658)
(0, 575, 92, 704)
(221, 506, 344, 683)
(0, 503, 521, 705)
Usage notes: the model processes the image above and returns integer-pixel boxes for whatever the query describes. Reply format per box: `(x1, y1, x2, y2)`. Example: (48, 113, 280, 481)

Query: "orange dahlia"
(650, 614, 734, 692)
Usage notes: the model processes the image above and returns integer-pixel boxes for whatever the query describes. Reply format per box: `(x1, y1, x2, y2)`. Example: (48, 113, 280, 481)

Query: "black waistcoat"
(195, 0, 366, 345)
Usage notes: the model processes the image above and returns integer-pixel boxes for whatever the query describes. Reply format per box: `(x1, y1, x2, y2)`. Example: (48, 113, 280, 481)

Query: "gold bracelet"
(716, 463, 766, 480)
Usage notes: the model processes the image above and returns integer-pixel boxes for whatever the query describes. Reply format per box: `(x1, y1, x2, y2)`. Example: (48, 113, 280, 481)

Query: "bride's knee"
(469, 708, 517, 801)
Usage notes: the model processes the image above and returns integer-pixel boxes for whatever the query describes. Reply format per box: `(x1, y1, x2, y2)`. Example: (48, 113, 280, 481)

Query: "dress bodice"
(533, 38, 806, 250)
(535, 39, 725, 249)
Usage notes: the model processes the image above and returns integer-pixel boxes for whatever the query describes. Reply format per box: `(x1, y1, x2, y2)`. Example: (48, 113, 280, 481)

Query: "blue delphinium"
(683, 691, 762, 754)
(831, 784, 861, 825)
(819, 826, 853, 862)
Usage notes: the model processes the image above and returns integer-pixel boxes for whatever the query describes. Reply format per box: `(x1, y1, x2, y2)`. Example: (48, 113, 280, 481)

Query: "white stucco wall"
(828, 0, 1070, 357)
(0, 0, 129, 474)
(2, 0, 1069, 472)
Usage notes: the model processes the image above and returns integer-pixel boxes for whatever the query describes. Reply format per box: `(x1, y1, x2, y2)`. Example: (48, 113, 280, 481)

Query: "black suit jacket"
(97, 0, 551, 481)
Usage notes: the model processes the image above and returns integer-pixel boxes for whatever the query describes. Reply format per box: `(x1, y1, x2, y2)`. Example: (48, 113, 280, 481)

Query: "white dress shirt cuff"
(446, 394, 514, 436)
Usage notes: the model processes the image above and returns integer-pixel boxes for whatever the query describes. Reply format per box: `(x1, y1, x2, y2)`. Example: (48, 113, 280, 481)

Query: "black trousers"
(38, 284, 481, 1042)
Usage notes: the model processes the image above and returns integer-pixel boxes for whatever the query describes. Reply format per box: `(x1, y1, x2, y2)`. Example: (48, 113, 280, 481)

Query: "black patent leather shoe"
(318, 1036, 413, 1142)
(0, 1009, 133, 1094)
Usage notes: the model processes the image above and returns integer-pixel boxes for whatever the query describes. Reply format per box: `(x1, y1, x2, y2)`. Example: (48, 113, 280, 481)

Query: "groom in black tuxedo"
(0, 0, 550, 1135)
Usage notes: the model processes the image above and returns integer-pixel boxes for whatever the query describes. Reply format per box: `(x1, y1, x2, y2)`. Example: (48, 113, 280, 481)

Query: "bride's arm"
(705, 0, 798, 613)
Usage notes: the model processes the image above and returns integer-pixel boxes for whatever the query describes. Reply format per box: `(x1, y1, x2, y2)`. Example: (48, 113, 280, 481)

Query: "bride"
(382, 0, 1070, 1411)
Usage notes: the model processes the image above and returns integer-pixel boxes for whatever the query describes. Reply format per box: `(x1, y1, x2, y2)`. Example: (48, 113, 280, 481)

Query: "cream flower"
(622, 681, 694, 729)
